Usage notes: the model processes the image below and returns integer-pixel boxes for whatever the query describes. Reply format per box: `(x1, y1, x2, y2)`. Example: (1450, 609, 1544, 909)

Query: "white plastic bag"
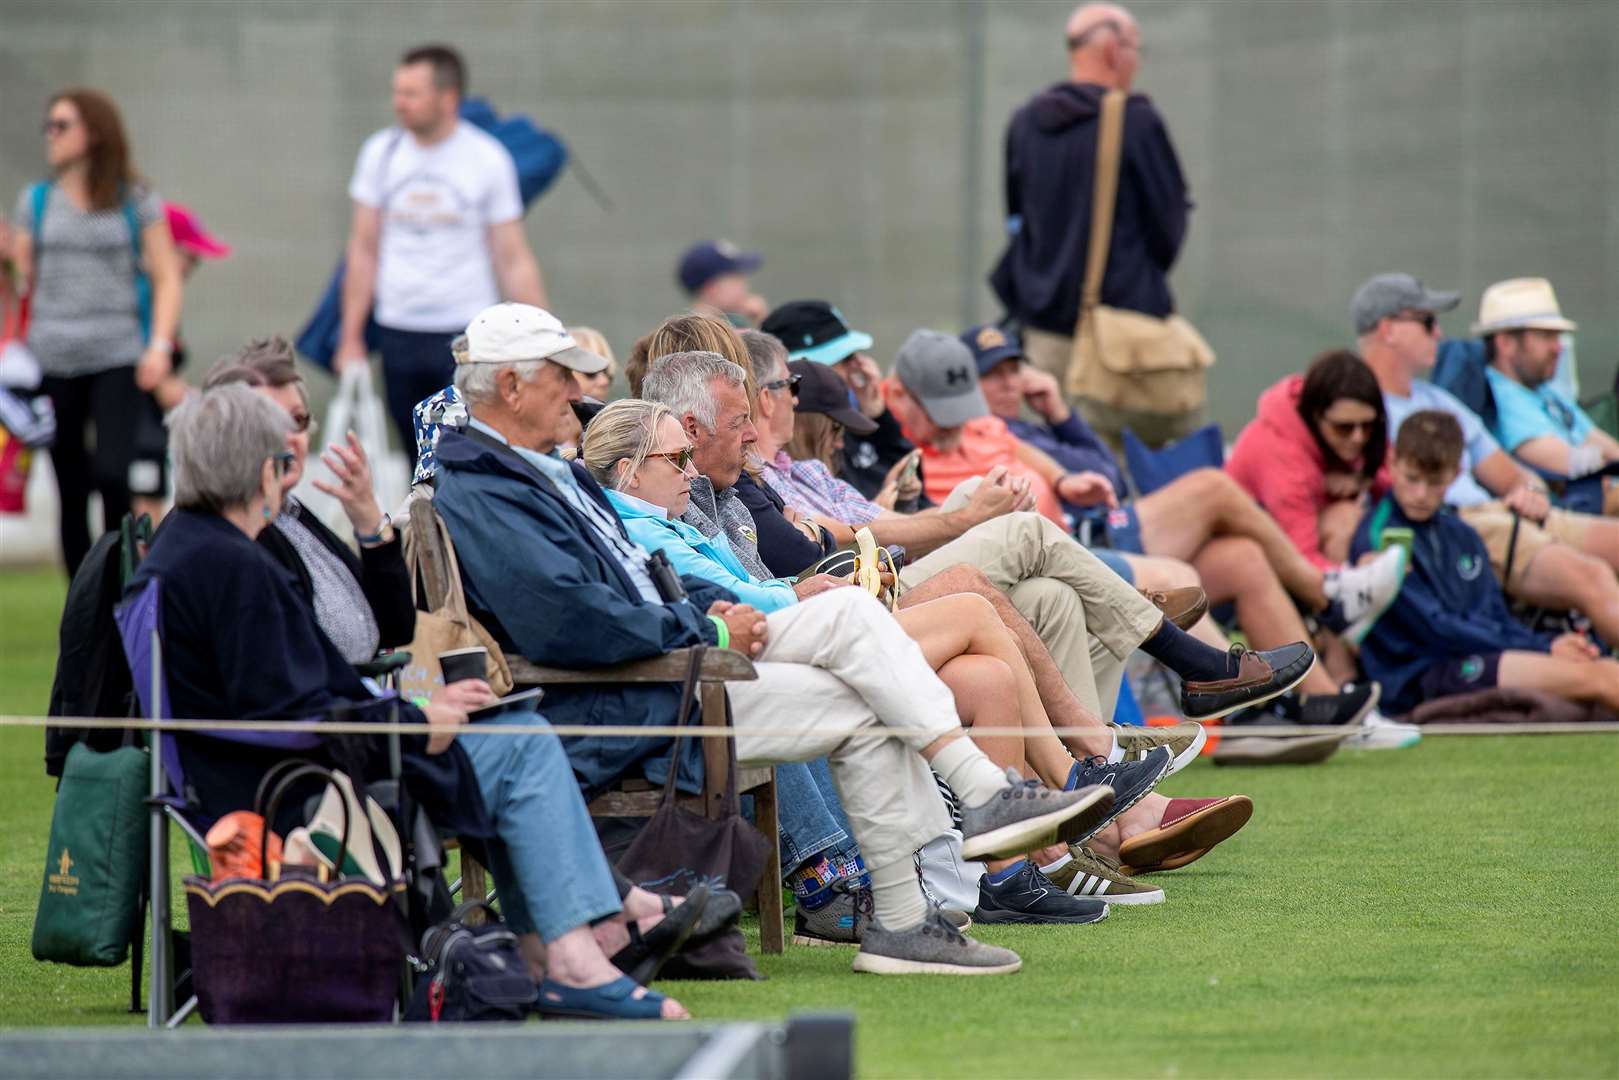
(293, 365, 411, 539)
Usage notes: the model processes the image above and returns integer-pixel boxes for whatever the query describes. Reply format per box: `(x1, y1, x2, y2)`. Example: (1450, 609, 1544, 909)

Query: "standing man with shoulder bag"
(991, 4, 1212, 452)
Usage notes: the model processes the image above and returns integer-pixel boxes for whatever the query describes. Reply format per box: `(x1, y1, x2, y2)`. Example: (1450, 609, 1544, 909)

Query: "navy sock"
(986, 859, 1027, 885)
(1139, 618, 1238, 682)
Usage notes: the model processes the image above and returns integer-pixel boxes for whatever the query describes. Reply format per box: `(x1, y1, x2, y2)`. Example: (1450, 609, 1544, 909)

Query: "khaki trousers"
(730, 587, 955, 870)
(897, 510, 1162, 720)
(1021, 326, 1208, 453)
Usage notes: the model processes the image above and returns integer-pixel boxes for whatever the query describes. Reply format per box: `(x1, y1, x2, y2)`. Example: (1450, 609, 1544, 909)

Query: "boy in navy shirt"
(1351, 409, 1619, 714)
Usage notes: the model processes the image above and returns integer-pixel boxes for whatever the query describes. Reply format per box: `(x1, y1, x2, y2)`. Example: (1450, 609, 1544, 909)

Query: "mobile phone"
(899, 451, 921, 486)
(1379, 526, 1414, 558)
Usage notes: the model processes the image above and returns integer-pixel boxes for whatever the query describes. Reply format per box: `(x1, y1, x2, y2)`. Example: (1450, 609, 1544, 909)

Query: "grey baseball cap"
(894, 329, 989, 428)
(1350, 273, 1461, 335)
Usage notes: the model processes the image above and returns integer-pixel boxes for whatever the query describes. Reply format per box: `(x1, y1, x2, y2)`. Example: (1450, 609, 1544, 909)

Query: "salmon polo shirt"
(908, 416, 1065, 525)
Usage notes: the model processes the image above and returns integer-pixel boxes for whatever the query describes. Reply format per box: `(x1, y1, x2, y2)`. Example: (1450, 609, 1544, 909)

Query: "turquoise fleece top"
(606, 489, 799, 613)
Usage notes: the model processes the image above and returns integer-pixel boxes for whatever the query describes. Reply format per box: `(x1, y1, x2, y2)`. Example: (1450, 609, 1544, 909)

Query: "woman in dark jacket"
(129, 384, 693, 1020)
(203, 336, 413, 663)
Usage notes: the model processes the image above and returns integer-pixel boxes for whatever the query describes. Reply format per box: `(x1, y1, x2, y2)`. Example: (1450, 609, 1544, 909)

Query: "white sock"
(869, 858, 928, 931)
(1322, 567, 1343, 601)
(929, 737, 1008, 809)
(1106, 731, 1124, 764)
(1038, 851, 1074, 876)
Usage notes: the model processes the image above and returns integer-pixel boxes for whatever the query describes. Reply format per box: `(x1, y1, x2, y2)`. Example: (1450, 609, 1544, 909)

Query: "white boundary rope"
(4, 715, 1616, 739)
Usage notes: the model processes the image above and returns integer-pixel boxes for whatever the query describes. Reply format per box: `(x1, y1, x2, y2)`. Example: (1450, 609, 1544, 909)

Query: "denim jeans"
(774, 758, 860, 874)
(458, 710, 622, 942)
(376, 325, 458, 456)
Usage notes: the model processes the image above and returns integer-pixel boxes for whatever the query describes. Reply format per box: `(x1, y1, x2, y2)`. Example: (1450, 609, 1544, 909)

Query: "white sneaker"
(1343, 710, 1422, 750)
(1333, 546, 1409, 645)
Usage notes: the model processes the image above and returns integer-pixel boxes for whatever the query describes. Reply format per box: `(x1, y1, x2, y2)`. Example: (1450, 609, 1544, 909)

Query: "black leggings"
(42, 366, 141, 577)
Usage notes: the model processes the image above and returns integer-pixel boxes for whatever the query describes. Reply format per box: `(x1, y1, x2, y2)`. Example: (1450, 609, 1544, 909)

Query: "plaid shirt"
(761, 451, 883, 526)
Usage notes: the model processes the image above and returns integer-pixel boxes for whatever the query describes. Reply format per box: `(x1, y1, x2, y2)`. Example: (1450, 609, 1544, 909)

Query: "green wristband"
(707, 614, 731, 650)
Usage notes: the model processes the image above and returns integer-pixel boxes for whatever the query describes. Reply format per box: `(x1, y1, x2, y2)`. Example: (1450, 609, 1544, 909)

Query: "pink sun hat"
(164, 202, 232, 259)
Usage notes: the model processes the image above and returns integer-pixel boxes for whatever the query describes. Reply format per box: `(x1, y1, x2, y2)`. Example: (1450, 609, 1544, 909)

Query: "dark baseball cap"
(787, 359, 878, 435)
(959, 323, 1024, 375)
(894, 329, 988, 428)
(1350, 273, 1461, 335)
(761, 300, 874, 367)
(677, 240, 763, 294)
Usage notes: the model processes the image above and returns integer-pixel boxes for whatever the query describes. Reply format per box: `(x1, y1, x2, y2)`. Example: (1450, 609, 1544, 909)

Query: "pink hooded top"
(1225, 374, 1389, 570)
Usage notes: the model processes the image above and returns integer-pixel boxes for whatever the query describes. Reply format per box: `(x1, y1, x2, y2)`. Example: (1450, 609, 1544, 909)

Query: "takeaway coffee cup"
(439, 646, 490, 685)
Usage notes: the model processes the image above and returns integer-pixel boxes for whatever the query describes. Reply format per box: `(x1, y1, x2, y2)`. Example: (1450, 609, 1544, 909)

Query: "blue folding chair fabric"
(1121, 423, 1225, 496)
(1112, 677, 1145, 727)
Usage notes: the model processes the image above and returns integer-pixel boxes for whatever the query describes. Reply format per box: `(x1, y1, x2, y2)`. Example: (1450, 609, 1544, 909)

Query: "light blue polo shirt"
(1382, 381, 1500, 508)
(1485, 367, 1593, 452)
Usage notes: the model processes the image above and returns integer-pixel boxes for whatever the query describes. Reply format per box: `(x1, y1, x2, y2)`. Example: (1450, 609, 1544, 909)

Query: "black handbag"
(183, 764, 405, 1024)
(617, 647, 772, 980)
(404, 899, 536, 1022)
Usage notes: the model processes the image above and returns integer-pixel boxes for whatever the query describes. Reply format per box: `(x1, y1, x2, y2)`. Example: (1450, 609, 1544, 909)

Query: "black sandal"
(610, 881, 710, 985)
(668, 886, 742, 940)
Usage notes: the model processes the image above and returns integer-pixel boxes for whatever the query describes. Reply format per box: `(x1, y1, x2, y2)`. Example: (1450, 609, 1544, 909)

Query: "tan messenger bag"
(1065, 89, 1214, 416)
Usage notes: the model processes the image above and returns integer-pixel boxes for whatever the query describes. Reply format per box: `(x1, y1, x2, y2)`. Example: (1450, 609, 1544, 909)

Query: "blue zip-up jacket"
(990, 82, 1190, 333)
(1004, 412, 1126, 499)
(607, 490, 798, 614)
(1350, 494, 1551, 714)
(433, 428, 737, 798)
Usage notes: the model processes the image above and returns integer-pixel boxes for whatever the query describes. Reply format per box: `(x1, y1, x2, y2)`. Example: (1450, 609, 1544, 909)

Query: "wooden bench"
(409, 499, 784, 954)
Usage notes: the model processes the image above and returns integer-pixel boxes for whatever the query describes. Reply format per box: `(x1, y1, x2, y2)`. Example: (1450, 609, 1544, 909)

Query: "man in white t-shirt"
(1352, 272, 1619, 645)
(337, 44, 548, 451)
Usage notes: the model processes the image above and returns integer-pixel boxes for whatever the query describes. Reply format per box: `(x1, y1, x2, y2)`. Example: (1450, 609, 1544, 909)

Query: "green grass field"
(2, 567, 1616, 1077)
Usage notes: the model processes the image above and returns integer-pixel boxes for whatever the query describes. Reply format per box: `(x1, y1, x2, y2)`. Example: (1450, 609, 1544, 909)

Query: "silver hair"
(453, 358, 546, 404)
(641, 350, 747, 431)
(739, 329, 788, 390)
(170, 383, 293, 513)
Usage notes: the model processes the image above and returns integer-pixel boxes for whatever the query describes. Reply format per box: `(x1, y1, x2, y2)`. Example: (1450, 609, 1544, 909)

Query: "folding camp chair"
(1121, 423, 1225, 498)
(406, 498, 785, 954)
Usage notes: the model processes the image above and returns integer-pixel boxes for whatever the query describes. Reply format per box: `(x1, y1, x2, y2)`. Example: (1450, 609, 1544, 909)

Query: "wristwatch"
(355, 520, 394, 548)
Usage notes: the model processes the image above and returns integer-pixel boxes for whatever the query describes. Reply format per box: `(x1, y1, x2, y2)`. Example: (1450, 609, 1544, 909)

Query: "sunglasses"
(1390, 311, 1438, 334)
(761, 374, 802, 397)
(289, 410, 317, 434)
(646, 447, 695, 471)
(1322, 418, 1376, 438)
(42, 119, 76, 136)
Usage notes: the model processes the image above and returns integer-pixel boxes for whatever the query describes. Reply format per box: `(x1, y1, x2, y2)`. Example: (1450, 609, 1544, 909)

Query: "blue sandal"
(535, 975, 672, 1021)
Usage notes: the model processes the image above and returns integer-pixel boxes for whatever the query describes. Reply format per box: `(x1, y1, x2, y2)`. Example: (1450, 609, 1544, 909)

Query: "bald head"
(1066, 3, 1141, 90)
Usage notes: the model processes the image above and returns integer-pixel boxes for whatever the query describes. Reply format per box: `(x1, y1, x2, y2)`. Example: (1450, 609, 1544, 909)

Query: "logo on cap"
(945, 367, 970, 386)
(976, 327, 1007, 350)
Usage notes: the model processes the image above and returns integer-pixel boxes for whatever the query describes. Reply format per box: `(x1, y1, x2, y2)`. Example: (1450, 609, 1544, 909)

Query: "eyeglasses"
(42, 119, 75, 137)
(1390, 311, 1438, 334)
(646, 447, 695, 471)
(289, 411, 318, 434)
(761, 374, 802, 397)
(1322, 418, 1376, 438)
(270, 451, 296, 479)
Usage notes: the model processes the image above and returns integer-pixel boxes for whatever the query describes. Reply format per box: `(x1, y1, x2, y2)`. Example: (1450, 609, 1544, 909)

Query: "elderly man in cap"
(1354, 272, 1619, 643)
(886, 327, 1404, 726)
(434, 302, 1107, 977)
(1474, 278, 1619, 507)
(677, 240, 769, 328)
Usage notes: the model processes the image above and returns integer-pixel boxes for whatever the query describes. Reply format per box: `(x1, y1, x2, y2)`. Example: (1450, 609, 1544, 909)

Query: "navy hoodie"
(990, 82, 1190, 333)
(1349, 495, 1551, 714)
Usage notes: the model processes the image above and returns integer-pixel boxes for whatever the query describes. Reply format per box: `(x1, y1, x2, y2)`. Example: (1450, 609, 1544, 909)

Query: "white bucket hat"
(1472, 278, 1578, 336)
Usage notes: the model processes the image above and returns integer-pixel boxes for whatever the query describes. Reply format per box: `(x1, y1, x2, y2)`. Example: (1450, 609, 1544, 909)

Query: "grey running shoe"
(958, 768, 1113, 861)
(1045, 845, 1166, 905)
(792, 884, 866, 947)
(851, 908, 1022, 976)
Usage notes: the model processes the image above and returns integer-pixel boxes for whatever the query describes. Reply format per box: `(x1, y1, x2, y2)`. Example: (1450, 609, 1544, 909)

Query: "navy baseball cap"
(677, 240, 763, 294)
(959, 324, 1024, 375)
(760, 300, 874, 366)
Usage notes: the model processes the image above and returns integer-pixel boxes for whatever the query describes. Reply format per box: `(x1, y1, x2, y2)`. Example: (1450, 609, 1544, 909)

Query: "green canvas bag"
(31, 741, 149, 966)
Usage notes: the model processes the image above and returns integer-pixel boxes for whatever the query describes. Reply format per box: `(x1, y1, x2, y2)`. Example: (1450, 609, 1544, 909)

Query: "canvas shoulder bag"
(399, 500, 513, 703)
(1065, 90, 1215, 415)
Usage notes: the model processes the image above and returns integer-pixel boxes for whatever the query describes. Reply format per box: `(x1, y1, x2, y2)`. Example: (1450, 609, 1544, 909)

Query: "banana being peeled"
(852, 527, 897, 609)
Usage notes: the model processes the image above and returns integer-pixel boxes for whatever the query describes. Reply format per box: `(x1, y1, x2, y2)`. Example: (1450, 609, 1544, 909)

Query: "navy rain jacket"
(433, 429, 737, 799)
(990, 82, 1190, 334)
(1349, 495, 1551, 714)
